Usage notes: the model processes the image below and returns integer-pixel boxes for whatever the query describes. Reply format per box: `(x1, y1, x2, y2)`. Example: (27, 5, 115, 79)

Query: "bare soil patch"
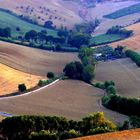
(0, 41, 78, 76)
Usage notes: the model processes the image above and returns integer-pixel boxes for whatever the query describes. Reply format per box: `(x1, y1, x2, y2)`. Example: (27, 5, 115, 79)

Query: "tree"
(81, 112, 117, 135)
(47, 72, 55, 79)
(25, 30, 37, 42)
(78, 47, 94, 60)
(63, 61, 83, 79)
(106, 85, 116, 95)
(44, 20, 54, 29)
(68, 33, 91, 49)
(18, 83, 27, 92)
(82, 65, 95, 83)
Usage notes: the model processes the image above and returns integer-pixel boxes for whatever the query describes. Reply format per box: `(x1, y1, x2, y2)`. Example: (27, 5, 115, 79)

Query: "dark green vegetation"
(90, 34, 124, 46)
(63, 48, 95, 83)
(47, 72, 55, 79)
(104, 3, 140, 19)
(75, 20, 100, 34)
(38, 77, 58, 87)
(94, 81, 116, 96)
(125, 50, 140, 67)
(18, 84, 27, 92)
(102, 95, 140, 117)
(1, 113, 116, 140)
(90, 26, 133, 46)
(94, 45, 125, 61)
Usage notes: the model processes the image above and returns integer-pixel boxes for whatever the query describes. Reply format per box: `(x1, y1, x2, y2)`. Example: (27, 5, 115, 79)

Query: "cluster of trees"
(0, 27, 11, 38)
(125, 50, 140, 67)
(95, 45, 126, 61)
(24, 29, 91, 51)
(63, 47, 95, 83)
(106, 26, 133, 37)
(1, 112, 116, 140)
(75, 19, 100, 34)
(102, 94, 140, 117)
(94, 80, 116, 95)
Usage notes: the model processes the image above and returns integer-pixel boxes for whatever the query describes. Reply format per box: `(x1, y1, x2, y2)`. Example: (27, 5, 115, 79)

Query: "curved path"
(0, 80, 128, 124)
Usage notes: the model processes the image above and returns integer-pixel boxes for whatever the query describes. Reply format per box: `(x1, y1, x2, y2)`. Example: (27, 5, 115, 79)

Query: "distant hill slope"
(0, 0, 139, 31)
(0, 41, 78, 76)
(0, 9, 57, 37)
(0, 0, 83, 29)
(111, 23, 140, 52)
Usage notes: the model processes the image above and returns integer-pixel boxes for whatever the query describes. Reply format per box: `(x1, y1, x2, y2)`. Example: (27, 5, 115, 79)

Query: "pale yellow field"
(111, 23, 140, 51)
(0, 63, 42, 95)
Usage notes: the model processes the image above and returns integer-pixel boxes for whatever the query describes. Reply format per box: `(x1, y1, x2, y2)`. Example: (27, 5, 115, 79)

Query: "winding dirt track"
(0, 80, 127, 124)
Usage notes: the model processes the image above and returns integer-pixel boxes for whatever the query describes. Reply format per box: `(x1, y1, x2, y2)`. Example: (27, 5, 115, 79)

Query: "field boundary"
(0, 79, 60, 100)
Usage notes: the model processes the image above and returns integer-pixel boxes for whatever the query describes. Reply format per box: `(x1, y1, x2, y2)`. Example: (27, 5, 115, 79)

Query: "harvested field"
(0, 63, 42, 95)
(95, 58, 140, 98)
(71, 128, 140, 140)
(111, 23, 140, 51)
(0, 80, 127, 124)
(0, 41, 78, 76)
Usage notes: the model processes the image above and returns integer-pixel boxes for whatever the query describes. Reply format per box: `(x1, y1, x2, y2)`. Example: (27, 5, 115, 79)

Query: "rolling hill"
(0, 0, 139, 33)
(111, 23, 140, 52)
(0, 41, 78, 76)
(0, 80, 127, 123)
(0, 0, 82, 29)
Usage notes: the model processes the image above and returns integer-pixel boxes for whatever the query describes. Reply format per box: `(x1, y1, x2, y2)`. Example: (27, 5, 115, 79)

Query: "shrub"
(125, 50, 140, 67)
(18, 83, 27, 92)
(30, 130, 58, 140)
(63, 61, 83, 80)
(60, 129, 81, 139)
(47, 72, 55, 79)
(94, 82, 105, 89)
(106, 85, 116, 95)
(82, 65, 95, 83)
(102, 95, 140, 117)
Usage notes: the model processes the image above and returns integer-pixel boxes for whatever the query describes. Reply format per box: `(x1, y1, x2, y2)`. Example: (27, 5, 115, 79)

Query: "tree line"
(106, 26, 133, 38)
(0, 27, 11, 38)
(125, 50, 140, 67)
(63, 47, 95, 83)
(0, 112, 116, 140)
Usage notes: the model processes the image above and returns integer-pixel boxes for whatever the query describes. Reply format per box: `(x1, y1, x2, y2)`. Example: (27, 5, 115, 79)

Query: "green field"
(104, 3, 140, 19)
(0, 10, 57, 37)
(90, 34, 125, 46)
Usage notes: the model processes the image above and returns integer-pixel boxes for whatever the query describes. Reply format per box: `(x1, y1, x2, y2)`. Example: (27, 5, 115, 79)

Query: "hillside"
(0, 63, 42, 95)
(71, 128, 140, 140)
(0, 0, 82, 29)
(0, 41, 78, 76)
(0, 0, 139, 32)
(111, 23, 140, 52)
(0, 80, 127, 123)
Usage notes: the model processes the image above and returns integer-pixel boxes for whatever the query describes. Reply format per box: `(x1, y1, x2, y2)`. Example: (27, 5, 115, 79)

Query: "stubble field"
(95, 58, 140, 98)
(0, 80, 127, 124)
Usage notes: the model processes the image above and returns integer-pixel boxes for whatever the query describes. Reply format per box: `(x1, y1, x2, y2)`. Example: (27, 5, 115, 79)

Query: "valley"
(0, 0, 140, 139)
